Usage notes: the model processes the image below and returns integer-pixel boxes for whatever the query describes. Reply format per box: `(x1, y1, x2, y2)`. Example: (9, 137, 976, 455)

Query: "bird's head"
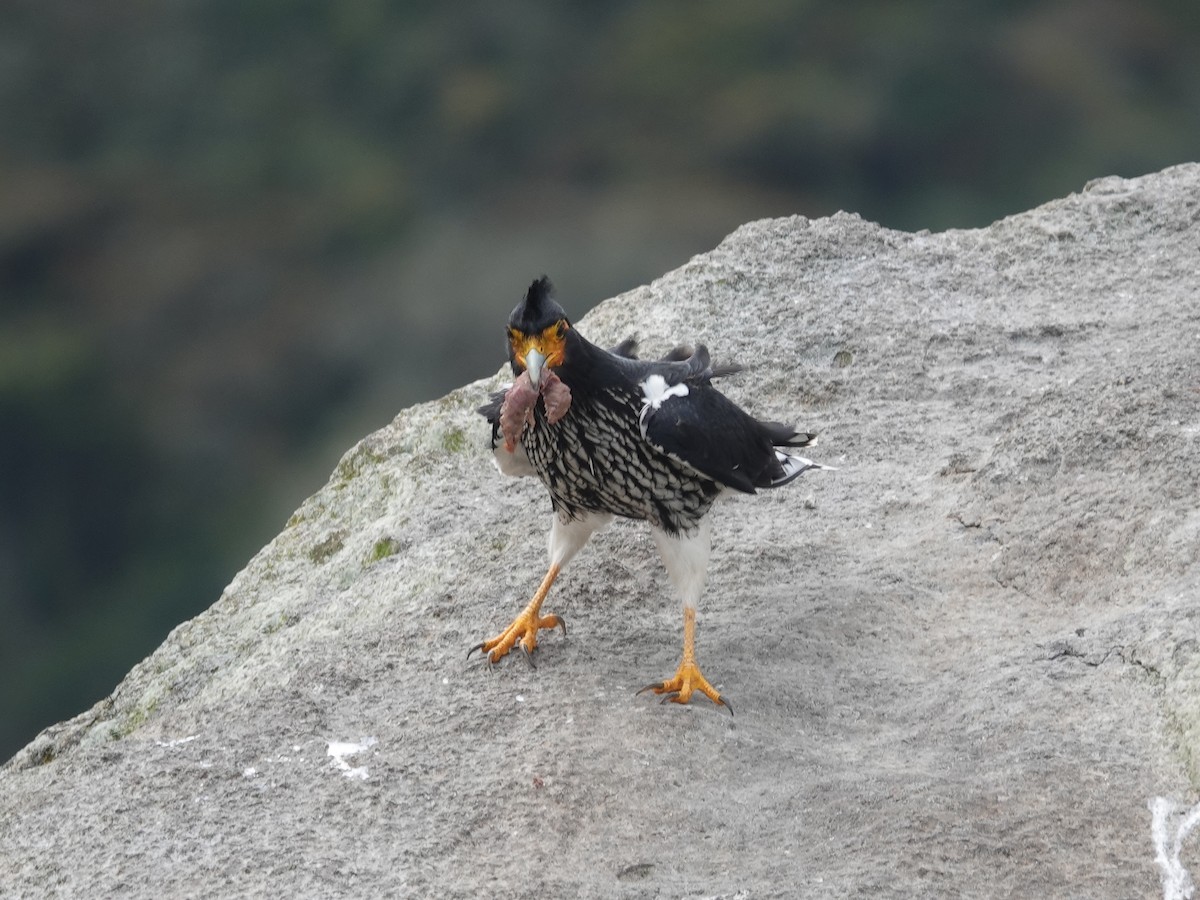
(506, 276, 571, 388)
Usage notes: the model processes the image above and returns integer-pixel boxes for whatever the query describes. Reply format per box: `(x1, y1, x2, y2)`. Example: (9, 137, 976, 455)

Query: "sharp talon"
(639, 650, 727, 711)
(636, 682, 664, 697)
(520, 644, 537, 669)
(537, 613, 566, 638)
(469, 565, 564, 670)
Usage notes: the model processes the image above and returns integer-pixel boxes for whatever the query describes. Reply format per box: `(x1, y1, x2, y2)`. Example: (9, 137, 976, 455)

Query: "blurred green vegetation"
(2, 1, 1198, 760)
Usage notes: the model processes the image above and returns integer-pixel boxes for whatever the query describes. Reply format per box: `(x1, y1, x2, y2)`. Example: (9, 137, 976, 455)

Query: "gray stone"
(3, 164, 1199, 898)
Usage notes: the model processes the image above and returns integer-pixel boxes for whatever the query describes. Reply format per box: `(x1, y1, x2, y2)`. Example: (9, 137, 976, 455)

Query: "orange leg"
(638, 607, 732, 713)
(469, 563, 565, 665)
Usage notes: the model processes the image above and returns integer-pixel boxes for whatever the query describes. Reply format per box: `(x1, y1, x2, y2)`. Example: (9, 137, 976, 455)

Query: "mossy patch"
(441, 426, 468, 454)
(262, 611, 301, 634)
(108, 695, 160, 741)
(367, 537, 401, 564)
(309, 530, 346, 564)
(333, 445, 387, 487)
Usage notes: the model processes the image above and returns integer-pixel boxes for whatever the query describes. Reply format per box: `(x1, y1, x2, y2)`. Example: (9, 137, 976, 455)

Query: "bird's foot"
(470, 563, 565, 666)
(638, 659, 732, 714)
(469, 608, 565, 666)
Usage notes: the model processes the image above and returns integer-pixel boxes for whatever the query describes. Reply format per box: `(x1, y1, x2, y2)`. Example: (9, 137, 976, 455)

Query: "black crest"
(509, 275, 570, 332)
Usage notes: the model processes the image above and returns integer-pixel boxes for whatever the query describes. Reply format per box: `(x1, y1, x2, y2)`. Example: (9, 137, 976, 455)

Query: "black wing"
(639, 346, 818, 493)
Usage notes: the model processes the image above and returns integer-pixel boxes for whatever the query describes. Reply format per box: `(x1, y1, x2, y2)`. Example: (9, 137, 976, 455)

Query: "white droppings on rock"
(1152, 797, 1200, 900)
(326, 737, 377, 781)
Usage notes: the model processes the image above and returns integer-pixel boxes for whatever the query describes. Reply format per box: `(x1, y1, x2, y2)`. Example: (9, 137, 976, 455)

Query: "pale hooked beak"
(525, 348, 546, 388)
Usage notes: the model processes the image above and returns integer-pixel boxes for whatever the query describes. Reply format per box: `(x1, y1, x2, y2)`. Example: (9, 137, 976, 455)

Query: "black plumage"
(472, 276, 828, 710)
(479, 276, 817, 533)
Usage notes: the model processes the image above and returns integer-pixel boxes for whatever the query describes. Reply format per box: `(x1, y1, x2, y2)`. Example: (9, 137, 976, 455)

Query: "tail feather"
(762, 421, 819, 450)
(770, 451, 836, 488)
(761, 423, 833, 488)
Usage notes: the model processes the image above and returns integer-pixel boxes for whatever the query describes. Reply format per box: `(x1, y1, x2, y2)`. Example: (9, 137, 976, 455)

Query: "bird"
(471, 276, 829, 711)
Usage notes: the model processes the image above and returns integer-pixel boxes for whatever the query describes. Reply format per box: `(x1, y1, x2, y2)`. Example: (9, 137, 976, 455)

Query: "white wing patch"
(638, 374, 690, 439)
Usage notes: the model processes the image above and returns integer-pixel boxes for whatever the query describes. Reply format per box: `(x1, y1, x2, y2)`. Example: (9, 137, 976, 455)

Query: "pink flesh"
(499, 372, 538, 451)
(497, 369, 574, 451)
(540, 370, 572, 424)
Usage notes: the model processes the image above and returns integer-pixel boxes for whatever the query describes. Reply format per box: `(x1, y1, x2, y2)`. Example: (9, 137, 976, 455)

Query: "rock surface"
(3, 165, 1199, 898)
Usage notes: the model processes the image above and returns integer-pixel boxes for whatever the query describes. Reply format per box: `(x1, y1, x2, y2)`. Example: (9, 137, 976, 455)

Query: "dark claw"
(556, 617, 568, 637)
(467, 643, 500, 666)
(635, 682, 735, 715)
(519, 644, 537, 670)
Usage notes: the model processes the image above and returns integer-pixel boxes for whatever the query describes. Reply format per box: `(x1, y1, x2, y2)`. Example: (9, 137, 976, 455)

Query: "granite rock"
(3, 165, 1199, 898)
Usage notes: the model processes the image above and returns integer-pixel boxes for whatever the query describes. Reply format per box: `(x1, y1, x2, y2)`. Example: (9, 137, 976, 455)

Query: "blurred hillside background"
(2, 1, 1198, 760)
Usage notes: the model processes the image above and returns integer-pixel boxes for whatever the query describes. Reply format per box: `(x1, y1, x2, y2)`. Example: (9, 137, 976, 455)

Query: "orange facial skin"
(508, 320, 569, 373)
